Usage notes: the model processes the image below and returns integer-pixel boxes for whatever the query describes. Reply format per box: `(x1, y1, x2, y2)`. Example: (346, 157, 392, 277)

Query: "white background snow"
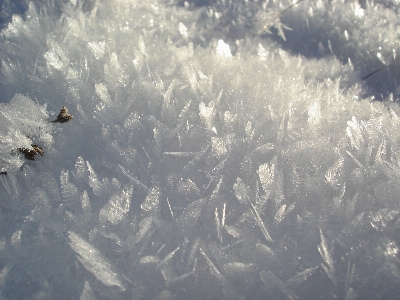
(1, 0, 400, 299)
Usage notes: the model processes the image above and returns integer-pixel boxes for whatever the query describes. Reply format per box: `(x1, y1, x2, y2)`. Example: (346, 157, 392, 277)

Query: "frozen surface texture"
(1, 0, 400, 299)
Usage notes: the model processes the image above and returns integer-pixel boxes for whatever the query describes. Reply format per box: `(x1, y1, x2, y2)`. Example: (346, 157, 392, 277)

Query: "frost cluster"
(0, 0, 400, 299)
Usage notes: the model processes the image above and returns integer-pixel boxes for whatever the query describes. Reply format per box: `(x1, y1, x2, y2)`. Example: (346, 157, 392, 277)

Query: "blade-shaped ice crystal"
(140, 255, 159, 265)
(133, 216, 153, 244)
(325, 158, 344, 188)
(99, 186, 132, 225)
(215, 207, 222, 244)
(138, 35, 146, 56)
(216, 39, 232, 58)
(165, 262, 196, 287)
(233, 178, 273, 243)
(286, 266, 319, 288)
(80, 281, 97, 300)
(177, 198, 207, 235)
(346, 116, 364, 151)
(95, 83, 112, 106)
(308, 101, 321, 127)
(68, 231, 127, 291)
(199, 101, 216, 132)
(199, 246, 232, 296)
(233, 177, 251, 205)
(211, 134, 235, 158)
(81, 190, 91, 214)
(104, 52, 125, 88)
(260, 271, 298, 300)
(222, 262, 256, 275)
(249, 200, 273, 243)
(258, 161, 275, 193)
(141, 184, 160, 211)
(74, 157, 89, 182)
(88, 41, 105, 60)
(224, 225, 241, 239)
(318, 229, 337, 285)
(156, 247, 179, 271)
(44, 41, 70, 72)
(60, 169, 78, 202)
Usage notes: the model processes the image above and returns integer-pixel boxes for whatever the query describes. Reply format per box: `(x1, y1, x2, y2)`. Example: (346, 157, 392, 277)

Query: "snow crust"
(1, 0, 400, 299)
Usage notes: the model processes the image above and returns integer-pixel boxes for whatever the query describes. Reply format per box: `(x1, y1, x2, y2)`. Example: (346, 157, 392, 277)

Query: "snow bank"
(0, 0, 400, 299)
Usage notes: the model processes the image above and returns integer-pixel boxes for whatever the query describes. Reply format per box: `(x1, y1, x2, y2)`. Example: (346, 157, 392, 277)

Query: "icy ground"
(1, 0, 400, 299)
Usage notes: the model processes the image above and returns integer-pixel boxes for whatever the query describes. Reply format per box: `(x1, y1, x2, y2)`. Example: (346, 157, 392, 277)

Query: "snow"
(1, 0, 400, 299)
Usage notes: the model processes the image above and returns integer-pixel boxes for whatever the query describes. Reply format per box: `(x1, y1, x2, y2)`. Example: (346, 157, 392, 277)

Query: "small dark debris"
(0, 171, 7, 175)
(50, 106, 73, 123)
(32, 145, 44, 156)
(18, 145, 44, 161)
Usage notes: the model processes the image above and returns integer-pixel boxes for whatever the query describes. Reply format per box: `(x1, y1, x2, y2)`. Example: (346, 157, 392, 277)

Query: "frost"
(60, 169, 78, 202)
(2, 0, 400, 298)
(177, 198, 207, 235)
(95, 83, 112, 106)
(258, 162, 275, 193)
(222, 262, 256, 275)
(88, 41, 105, 59)
(178, 22, 188, 39)
(216, 39, 232, 58)
(68, 231, 127, 291)
(44, 42, 69, 72)
(260, 271, 298, 300)
(99, 186, 132, 225)
(80, 282, 97, 300)
(318, 229, 337, 285)
(141, 184, 160, 211)
(0, 94, 52, 172)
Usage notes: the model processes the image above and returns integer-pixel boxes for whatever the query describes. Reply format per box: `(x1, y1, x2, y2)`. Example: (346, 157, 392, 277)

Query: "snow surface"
(1, 0, 400, 299)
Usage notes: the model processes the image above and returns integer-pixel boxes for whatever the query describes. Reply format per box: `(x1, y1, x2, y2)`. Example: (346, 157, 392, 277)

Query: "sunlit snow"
(1, 0, 400, 299)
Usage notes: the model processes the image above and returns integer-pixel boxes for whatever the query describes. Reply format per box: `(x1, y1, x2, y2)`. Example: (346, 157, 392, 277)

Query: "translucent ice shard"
(74, 157, 89, 183)
(67, 231, 127, 291)
(60, 169, 78, 202)
(140, 255, 159, 265)
(318, 229, 337, 285)
(249, 200, 273, 243)
(233, 178, 273, 243)
(44, 40, 70, 72)
(133, 216, 153, 244)
(325, 157, 345, 188)
(95, 83, 112, 106)
(179, 22, 188, 39)
(233, 177, 251, 205)
(99, 186, 133, 225)
(260, 271, 298, 300)
(307, 101, 321, 127)
(81, 190, 91, 215)
(346, 116, 364, 152)
(215, 207, 222, 243)
(199, 101, 216, 133)
(88, 41, 105, 60)
(199, 246, 233, 297)
(141, 184, 160, 211)
(80, 281, 97, 300)
(165, 263, 196, 287)
(177, 198, 208, 235)
(258, 162, 275, 193)
(216, 39, 232, 58)
(286, 266, 319, 288)
(222, 262, 256, 275)
(156, 247, 180, 271)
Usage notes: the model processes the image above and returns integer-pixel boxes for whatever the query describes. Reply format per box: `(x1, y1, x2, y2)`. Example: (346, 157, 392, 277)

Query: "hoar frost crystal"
(1, 0, 400, 299)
